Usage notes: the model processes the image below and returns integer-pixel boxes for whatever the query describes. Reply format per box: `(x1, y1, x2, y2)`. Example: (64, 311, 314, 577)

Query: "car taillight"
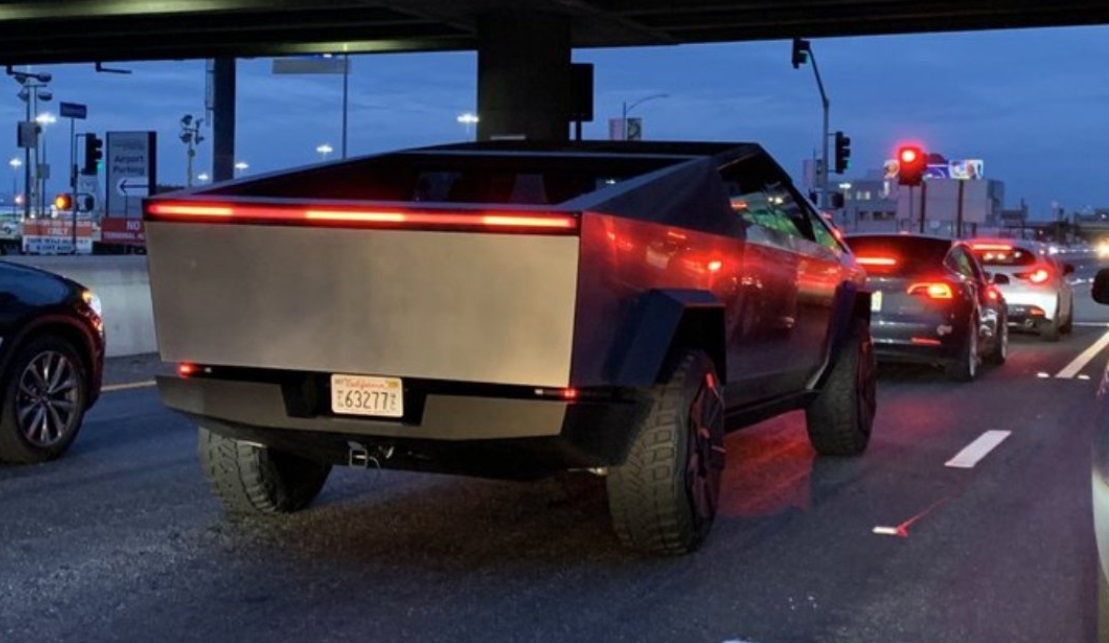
(857, 256, 898, 267)
(1027, 268, 1050, 284)
(907, 282, 954, 299)
(986, 287, 1001, 302)
(146, 201, 580, 233)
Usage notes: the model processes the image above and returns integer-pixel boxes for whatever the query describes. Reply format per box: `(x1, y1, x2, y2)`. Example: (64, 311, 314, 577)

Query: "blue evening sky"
(3, 25, 1106, 218)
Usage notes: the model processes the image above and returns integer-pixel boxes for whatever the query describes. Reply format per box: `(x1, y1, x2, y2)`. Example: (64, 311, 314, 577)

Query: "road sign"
(272, 56, 349, 74)
(59, 102, 87, 120)
(104, 131, 157, 219)
(116, 177, 149, 196)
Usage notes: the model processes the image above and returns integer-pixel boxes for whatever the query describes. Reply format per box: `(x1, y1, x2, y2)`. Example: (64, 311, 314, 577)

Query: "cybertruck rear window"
(209, 153, 686, 205)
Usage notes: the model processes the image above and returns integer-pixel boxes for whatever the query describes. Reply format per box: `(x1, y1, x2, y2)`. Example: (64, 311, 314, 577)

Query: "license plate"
(871, 290, 883, 312)
(330, 374, 404, 418)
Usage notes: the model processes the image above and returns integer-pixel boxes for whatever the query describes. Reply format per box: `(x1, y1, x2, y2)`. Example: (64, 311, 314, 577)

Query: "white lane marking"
(1037, 372, 1051, 379)
(945, 430, 1012, 469)
(1056, 329, 1109, 379)
(872, 526, 902, 537)
(1074, 322, 1109, 328)
(1080, 374, 1092, 381)
(101, 380, 157, 393)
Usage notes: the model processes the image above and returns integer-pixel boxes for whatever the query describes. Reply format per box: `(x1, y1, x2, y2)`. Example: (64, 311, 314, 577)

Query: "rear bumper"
(1003, 291, 1060, 324)
(870, 316, 963, 364)
(158, 373, 649, 479)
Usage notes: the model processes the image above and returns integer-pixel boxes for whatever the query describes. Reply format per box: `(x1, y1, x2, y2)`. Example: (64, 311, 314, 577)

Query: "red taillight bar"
(146, 201, 579, 232)
(971, 243, 1013, 251)
(857, 256, 898, 267)
(907, 282, 954, 299)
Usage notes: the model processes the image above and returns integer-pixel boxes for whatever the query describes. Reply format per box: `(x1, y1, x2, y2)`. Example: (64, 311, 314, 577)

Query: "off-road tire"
(0, 335, 88, 464)
(805, 318, 876, 456)
(606, 350, 725, 555)
(199, 425, 331, 514)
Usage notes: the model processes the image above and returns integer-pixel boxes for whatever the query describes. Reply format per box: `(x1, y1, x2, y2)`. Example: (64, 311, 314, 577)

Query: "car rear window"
(845, 235, 951, 276)
(970, 245, 1038, 267)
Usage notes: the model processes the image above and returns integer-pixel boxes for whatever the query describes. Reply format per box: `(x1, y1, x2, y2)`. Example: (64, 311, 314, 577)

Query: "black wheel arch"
(809, 281, 871, 391)
(604, 289, 727, 388)
(0, 313, 101, 407)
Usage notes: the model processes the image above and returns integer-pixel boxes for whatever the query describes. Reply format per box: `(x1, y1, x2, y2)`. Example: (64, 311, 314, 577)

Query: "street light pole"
(792, 39, 831, 210)
(621, 93, 668, 141)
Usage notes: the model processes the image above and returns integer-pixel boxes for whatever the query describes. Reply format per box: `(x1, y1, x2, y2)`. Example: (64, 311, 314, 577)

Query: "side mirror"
(1064, 262, 1076, 276)
(1094, 268, 1109, 305)
(992, 273, 1010, 286)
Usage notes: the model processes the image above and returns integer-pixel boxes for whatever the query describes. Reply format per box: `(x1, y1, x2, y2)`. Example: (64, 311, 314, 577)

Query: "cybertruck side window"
(720, 159, 815, 245)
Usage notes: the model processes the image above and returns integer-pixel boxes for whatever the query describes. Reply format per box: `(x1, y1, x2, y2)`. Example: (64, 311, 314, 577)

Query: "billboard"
(884, 158, 984, 180)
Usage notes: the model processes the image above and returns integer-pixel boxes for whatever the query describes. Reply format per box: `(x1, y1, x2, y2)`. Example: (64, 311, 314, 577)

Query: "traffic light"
(833, 131, 851, 174)
(53, 193, 73, 211)
(896, 145, 926, 187)
(791, 38, 810, 68)
(83, 134, 103, 175)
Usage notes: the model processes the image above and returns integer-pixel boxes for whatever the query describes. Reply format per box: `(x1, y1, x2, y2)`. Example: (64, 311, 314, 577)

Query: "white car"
(970, 239, 1074, 341)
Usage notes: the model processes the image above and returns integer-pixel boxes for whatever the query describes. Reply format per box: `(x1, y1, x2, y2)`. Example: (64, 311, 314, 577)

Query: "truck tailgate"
(146, 220, 580, 387)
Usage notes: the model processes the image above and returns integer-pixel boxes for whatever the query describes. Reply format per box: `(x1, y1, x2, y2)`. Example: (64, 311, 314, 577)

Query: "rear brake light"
(971, 243, 1013, 251)
(987, 287, 1001, 301)
(907, 282, 954, 299)
(857, 256, 898, 267)
(1027, 268, 1050, 284)
(178, 363, 198, 377)
(146, 201, 579, 232)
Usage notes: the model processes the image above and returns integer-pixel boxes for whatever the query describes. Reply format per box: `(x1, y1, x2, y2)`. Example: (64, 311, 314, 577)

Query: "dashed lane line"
(101, 380, 157, 393)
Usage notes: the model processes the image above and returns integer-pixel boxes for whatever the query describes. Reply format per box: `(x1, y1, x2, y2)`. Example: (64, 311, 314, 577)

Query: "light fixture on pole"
(12, 71, 51, 220)
(197, 172, 210, 183)
(620, 93, 667, 141)
(180, 113, 205, 188)
(8, 157, 21, 216)
(234, 161, 249, 176)
(316, 143, 333, 161)
(34, 111, 56, 216)
(456, 112, 479, 140)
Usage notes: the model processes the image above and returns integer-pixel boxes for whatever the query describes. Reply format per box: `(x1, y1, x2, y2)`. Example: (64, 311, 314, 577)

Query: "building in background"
(833, 155, 1005, 238)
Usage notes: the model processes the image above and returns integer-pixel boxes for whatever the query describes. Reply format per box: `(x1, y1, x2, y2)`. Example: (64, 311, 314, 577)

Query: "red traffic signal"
(897, 145, 926, 186)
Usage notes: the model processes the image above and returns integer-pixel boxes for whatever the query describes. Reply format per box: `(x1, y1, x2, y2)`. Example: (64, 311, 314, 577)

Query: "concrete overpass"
(3, 1, 1106, 177)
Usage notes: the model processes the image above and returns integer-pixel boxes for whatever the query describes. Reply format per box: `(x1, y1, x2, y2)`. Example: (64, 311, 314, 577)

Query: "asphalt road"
(2, 256, 1107, 643)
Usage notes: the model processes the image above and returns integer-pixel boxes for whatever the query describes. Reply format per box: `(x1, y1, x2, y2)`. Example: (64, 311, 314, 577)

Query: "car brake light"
(178, 363, 198, 377)
(987, 287, 1001, 301)
(907, 282, 954, 299)
(971, 243, 1013, 251)
(1027, 268, 1050, 284)
(857, 256, 898, 267)
(146, 201, 580, 232)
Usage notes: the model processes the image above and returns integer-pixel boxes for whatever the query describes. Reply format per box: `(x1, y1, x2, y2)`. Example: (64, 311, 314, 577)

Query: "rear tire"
(985, 312, 1008, 366)
(606, 350, 725, 555)
(1040, 316, 1061, 342)
(198, 425, 331, 514)
(1061, 300, 1074, 335)
(805, 317, 876, 456)
(945, 316, 979, 382)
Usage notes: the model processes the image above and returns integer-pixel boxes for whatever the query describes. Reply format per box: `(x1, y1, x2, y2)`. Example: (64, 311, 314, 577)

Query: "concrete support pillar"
(476, 11, 572, 142)
(212, 58, 237, 182)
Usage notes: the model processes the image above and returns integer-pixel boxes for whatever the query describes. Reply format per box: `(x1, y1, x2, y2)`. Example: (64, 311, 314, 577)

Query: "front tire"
(606, 350, 725, 555)
(198, 425, 332, 514)
(805, 317, 876, 456)
(0, 336, 88, 464)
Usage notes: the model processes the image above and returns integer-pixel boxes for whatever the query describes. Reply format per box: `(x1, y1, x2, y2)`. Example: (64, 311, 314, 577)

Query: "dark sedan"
(846, 233, 1007, 381)
(0, 261, 105, 463)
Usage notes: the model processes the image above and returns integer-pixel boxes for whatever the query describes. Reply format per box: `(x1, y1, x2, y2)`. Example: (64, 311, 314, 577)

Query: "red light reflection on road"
(719, 411, 815, 518)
